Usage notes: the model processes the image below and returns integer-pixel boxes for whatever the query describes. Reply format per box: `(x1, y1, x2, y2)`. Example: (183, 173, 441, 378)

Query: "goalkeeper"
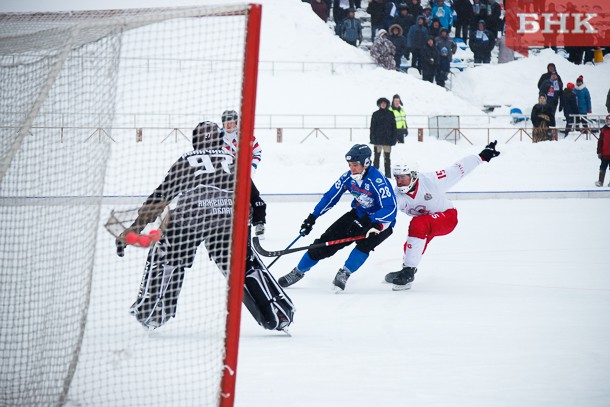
(116, 121, 292, 331)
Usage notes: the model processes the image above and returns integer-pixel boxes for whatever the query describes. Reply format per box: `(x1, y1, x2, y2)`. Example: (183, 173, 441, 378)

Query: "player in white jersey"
(387, 141, 500, 291)
(221, 109, 262, 170)
(221, 109, 266, 239)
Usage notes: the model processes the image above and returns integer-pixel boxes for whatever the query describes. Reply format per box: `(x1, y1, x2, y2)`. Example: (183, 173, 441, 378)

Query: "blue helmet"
(345, 144, 372, 167)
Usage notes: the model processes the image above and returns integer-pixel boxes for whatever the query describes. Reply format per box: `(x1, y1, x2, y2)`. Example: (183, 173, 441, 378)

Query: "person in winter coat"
(311, 0, 330, 22)
(428, 18, 442, 38)
(536, 63, 563, 90)
(407, 16, 428, 72)
(340, 8, 363, 46)
(392, 4, 415, 59)
(559, 82, 578, 136)
(470, 0, 487, 33)
(367, 0, 387, 43)
(595, 115, 610, 187)
(453, 0, 473, 41)
(332, 0, 351, 35)
(538, 70, 562, 115)
(531, 94, 556, 142)
(382, 1, 397, 31)
(469, 20, 494, 64)
(485, 0, 502, 39)
(574, 75, 592, 129)
(370, 29, 396, 70)
(388, 24, 408, 70)
(436, 46, 451, 87)
(406, 0, 423, 20)
(370, 97, 397, 178)
(421, 36, 440, 83)
(435, 27, 457, 57)
(431, 0, 453, 30)
(389, 94, 408, 143)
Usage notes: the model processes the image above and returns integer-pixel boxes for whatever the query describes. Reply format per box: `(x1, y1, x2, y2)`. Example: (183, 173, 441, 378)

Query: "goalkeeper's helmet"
(392, 164, 419, 193)
(192, 121, 223, 150)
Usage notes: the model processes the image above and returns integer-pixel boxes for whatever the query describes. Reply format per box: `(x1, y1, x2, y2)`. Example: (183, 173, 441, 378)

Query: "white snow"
(2, 0, 609, 406)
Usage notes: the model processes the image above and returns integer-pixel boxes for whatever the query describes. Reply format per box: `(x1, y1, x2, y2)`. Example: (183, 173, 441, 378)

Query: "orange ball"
(149, 229, 161, 242)
(138, 234, 151, 247)
(125, 232, 138, 245)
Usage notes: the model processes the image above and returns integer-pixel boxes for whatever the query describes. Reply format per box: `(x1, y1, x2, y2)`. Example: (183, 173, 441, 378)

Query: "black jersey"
(146, 149, 235, 268)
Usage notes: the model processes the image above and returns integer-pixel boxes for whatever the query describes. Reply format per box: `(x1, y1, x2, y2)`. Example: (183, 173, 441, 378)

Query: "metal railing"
(2, 112, 604, 144)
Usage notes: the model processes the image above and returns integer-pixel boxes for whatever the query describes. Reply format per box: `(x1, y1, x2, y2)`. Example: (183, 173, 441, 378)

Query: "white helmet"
(392, 164, 419, 193)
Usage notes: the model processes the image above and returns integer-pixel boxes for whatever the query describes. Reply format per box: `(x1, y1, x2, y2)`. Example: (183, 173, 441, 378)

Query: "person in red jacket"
(596, 114, 610, 187)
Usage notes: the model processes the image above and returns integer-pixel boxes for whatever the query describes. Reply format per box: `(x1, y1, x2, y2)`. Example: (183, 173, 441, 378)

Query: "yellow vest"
(390, 107, 407, 129)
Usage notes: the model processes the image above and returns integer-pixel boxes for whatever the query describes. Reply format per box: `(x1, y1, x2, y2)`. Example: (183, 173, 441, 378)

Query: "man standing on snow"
(370, 97, 397, 178)
(595, 115, 610, 187)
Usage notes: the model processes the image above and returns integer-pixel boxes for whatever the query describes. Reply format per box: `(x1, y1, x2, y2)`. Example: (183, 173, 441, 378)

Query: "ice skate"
(332, 267, 351, 292)
(278, 267, 304, 288)
(384, 271, 399, 283)
(392, 267, 416, 291)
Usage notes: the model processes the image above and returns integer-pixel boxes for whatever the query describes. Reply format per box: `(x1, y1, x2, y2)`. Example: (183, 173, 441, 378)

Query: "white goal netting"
(0, 5, 254, 406)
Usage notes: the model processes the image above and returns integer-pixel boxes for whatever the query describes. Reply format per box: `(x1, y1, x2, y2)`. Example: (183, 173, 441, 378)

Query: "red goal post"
(222, 4, 262, 406)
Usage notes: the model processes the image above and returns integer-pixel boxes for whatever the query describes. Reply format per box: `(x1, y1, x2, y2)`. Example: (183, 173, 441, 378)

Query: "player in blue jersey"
(278, 144, 397, 291)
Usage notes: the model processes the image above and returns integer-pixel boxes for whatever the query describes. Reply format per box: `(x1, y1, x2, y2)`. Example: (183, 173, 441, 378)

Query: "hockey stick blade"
(252, 235, 366, 257)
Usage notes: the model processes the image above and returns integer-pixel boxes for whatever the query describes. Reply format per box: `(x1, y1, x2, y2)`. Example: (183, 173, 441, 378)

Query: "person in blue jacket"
(431, 0, 453, 30)
(278, 144, 397, 291)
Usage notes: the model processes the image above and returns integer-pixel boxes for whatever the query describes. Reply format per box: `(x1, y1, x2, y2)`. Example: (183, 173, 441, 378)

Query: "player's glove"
(365, 225, 382, 238)
(300, 213, 316, 236)
(479, 140, 500, 162)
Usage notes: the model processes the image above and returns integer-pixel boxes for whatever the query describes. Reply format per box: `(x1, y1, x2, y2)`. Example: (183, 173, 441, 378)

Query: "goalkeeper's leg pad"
(244, 252, 295, 331)
(130, 242, 185, 329)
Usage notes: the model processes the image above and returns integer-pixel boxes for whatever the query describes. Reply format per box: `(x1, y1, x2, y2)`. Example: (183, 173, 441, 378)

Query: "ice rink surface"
(235, 199, 610, 407)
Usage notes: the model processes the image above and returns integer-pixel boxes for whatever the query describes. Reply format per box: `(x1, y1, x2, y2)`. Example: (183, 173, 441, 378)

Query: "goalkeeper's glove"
(479, 140, 500, 162)
(116, 239, 126, 257)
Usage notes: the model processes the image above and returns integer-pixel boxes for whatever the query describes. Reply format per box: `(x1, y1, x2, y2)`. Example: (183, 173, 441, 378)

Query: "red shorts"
(404, 208, 458, 253)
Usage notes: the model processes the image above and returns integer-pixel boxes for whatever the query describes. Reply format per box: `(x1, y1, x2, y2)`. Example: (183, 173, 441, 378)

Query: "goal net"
(0, 5, 260, 406)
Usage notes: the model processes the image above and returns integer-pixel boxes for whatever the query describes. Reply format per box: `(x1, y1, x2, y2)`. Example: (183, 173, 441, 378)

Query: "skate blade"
(281, 328, 292, 337)
(332, 284, 345, 294)
(392, 283, 412, 291)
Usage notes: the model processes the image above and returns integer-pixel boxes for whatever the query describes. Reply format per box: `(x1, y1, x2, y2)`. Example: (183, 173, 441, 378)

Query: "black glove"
(479, 140, 500, 162)
(300, 213, 316, 236)
(116, 239, 126, 257)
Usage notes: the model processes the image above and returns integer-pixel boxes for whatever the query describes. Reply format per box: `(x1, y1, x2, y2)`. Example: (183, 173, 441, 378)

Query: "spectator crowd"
(304, 0, 514, 88)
